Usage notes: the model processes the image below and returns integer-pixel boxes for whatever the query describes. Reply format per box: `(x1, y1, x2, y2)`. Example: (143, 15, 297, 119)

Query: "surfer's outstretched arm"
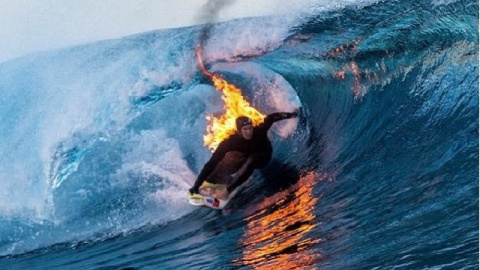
(259, 110, 299, 131)
(190, 140, 229, 194)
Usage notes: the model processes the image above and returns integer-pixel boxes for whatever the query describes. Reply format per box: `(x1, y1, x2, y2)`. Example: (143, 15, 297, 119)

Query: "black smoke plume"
(196, 0, 236, 72)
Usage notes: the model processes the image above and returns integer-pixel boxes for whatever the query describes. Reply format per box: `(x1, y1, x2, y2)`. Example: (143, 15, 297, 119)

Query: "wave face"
(0, 0, 477, 269)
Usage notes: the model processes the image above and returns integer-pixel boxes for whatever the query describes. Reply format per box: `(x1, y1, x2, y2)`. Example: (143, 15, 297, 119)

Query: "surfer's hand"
(189, 186, 199, 195)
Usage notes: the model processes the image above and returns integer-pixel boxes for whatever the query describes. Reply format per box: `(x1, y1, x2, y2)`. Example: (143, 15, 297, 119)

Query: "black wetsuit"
(192, 112, 297, 193)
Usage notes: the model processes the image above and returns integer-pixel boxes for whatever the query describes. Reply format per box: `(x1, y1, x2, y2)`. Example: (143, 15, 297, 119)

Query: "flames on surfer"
(195, 44, 265, 152)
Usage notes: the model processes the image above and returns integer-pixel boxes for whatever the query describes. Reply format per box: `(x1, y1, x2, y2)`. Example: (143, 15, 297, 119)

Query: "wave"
(0, 0, 477, 268)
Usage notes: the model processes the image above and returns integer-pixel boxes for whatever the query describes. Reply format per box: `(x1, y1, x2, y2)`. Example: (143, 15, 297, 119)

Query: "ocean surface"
(0, 0, 478, 269)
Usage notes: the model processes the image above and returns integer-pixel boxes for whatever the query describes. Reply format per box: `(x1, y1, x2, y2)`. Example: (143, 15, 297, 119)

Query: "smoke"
(197, 0, 236, 43)
(196, 0, 237, 71)
(197, 0, 237, 23)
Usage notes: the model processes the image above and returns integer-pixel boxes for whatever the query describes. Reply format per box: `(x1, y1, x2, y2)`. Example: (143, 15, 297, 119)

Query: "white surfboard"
(188, 182, 239, 210)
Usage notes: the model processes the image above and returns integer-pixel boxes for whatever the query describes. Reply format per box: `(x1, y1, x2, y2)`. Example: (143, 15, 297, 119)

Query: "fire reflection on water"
(234, 171, 326, 269)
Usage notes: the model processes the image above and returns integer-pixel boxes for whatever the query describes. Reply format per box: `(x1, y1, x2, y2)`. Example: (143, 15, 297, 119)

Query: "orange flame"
(195, 45, 265, 151)
(204, 75, 265, 151)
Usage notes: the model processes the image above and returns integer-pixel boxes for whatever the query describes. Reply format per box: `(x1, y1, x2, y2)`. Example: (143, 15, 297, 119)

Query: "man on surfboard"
(189, 110, 299, 197)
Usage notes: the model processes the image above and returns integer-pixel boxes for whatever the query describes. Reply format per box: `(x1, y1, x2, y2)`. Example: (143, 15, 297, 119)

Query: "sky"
(0, 0, 307, 64)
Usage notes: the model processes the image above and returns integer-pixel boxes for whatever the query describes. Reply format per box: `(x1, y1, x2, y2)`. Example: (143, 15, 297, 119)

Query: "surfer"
(189, 109, 299, 196)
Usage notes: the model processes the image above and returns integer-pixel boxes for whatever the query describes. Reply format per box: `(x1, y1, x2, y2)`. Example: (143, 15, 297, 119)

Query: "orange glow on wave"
(234, 171, 327, 269)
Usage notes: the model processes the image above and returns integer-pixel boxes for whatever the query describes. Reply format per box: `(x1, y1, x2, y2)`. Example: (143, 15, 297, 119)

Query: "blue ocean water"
(0, 0, 478, 269)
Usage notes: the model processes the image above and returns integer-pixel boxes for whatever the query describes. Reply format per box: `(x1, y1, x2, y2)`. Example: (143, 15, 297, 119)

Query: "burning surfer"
(191, 38, 299, 202)
(189, 110, 299, 196)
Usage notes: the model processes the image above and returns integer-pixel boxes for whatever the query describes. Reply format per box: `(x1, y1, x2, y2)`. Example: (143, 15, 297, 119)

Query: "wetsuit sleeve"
(259, 111, 298, 131)
(192, 139, 230, 190)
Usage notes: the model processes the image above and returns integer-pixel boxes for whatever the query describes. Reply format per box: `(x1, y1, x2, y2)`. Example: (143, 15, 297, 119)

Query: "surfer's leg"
(208, 151, 248, 185)
(226, 152, 271, 193)
(227, 159, 255, 193)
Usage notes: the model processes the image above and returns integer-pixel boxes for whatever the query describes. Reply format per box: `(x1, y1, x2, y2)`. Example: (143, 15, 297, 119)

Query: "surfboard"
(188, 151, 248, 209)
(188, 181, 239, 209)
